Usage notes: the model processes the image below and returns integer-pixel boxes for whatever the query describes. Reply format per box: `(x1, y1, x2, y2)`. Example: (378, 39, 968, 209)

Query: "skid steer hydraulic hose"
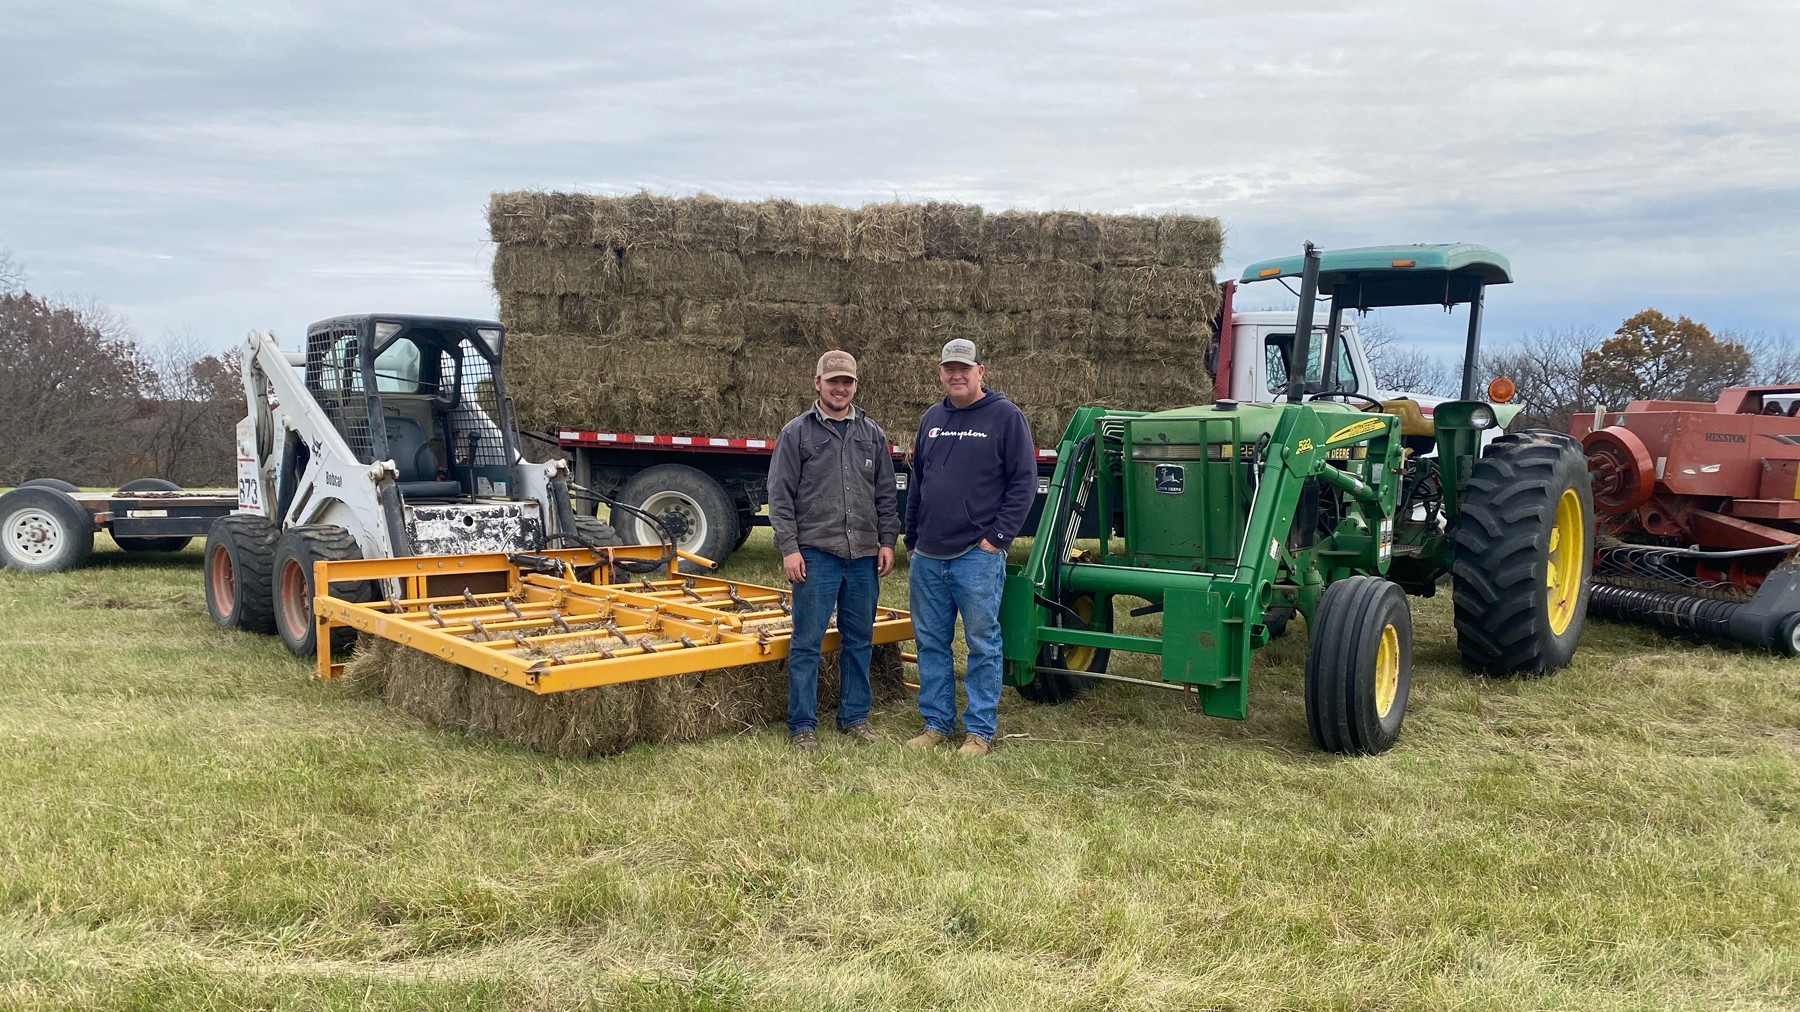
(561, 484, 680, 574)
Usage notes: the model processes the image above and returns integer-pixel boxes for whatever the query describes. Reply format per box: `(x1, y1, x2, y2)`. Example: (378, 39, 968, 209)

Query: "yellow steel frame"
(311, 547, 912, 694)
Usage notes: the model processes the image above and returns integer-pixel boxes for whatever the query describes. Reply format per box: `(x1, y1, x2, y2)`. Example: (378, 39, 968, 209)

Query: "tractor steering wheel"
(1308, 391, 1386, 412)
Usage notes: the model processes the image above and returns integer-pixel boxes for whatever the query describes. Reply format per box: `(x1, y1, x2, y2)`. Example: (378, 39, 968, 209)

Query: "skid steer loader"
(203, 314, 640, 656)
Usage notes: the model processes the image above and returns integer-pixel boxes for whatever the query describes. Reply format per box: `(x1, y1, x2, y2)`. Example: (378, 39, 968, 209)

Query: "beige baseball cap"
(816, 349, 858, 380)
(940, 338, 980, 366)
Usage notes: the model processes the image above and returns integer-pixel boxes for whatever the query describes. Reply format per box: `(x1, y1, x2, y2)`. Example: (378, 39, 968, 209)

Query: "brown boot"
(958, 734, 990, 756)
(842, 722, 879, 744)
(790, 730, 820, 751)
(905, 728, 948, 749)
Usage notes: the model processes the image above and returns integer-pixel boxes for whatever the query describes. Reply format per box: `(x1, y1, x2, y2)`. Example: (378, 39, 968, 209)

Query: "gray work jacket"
(768, 402, 901, 560)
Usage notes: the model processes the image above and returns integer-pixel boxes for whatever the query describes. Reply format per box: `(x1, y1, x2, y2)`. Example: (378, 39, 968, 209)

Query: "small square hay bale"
(1094, 313, 1215, 359)
(743, 254, 849, 304)
(488, 191, 536, 246)
(799, 203, 859, 260)
(492, 246, 621, 297)
(1095, 266, 1222, 319)
(1155, 214, 1225, 268)
(619, 191, 680, 249)
(591, 194, 633, 249)
(673, 193, 754, 253)
(1040, 211, 1100, 265)
(975, 262, 1097, 313)
(982, 351, 1099, 445)
(984, 210, 1044, 264)
(1006, 309, 1098, 357)
(922, 202, 986, 261)
(1094, 214, 1160, 267)
(1093, 355, 1213, 414)
(854, 202, 926, 263)
(847, 261, 981, 312)
(619, 250, 747, 301)
(613, 298, 747, 352)
(497, 293, 625, 338)
(742, 302, 863, 352)
(487, 191, 596, 248)
(745, 199, 805, 256)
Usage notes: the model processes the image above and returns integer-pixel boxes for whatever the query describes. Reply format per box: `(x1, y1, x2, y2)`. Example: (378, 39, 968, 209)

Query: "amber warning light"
(1487, 376, 1516, 404)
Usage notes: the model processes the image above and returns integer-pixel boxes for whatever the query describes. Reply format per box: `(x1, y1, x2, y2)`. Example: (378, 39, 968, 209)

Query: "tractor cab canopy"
(1240, 243, 1512, 403)
(303, 315, 517, 501)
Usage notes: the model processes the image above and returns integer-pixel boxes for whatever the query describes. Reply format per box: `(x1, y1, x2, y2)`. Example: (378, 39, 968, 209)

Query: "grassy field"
(0, 529, 1797, 1010)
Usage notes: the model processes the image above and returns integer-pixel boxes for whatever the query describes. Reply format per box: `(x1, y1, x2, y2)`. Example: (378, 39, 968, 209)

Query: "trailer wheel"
(1305, 576, 1412, 755)
(19, 478, 80, 494)
(0, 487, 95, 573)
(204, 515, 279, 632)
(110, 478, 193, 553)
(1452, 432, 1594, 675)
(614, 464, 739, 573)
(1018, 592, 1110, 704)
(273, 526, 372, 657)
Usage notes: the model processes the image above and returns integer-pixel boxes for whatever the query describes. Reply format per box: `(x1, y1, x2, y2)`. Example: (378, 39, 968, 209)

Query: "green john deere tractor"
(1001, 242, 1595, 754)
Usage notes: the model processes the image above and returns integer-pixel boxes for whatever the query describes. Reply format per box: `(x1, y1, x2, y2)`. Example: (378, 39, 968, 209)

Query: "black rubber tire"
(118, 477, 182, 492)
(19, 478, 81, 494)
(1263, 606, 1296, 639)
(203, 514, 279, 633)
(272, 526, 371, 657)
(614, 464, 739, 574)
(1018, 592, 1111, 705)
(734, 510, 756, 552)
(573, 514, 624, 547)
(1452, 431, 1594, 676)
(1305, 576, 1413, 755)
(0, 487, 95, 572)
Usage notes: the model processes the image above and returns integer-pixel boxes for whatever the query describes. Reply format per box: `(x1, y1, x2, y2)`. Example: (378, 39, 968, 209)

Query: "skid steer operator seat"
(384, 417, 464, 499)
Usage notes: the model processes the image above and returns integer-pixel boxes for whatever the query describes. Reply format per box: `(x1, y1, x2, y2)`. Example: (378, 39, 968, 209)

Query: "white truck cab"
(1224, 309, 1384, 405)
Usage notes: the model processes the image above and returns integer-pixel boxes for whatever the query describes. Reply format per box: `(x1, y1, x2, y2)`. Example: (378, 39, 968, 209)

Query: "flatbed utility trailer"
(0, 478, 236, 572)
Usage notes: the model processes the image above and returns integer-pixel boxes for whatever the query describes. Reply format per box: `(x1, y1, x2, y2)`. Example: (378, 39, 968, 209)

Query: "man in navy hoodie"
(903, 338, 1036, 755)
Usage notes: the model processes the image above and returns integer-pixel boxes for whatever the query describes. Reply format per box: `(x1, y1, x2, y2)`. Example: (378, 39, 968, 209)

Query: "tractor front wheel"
(272, 526, 371, 657)
(1305, 576, 1413, 755)
(1451, 432, 1594, 675)
(1018, 592, 1111, 705)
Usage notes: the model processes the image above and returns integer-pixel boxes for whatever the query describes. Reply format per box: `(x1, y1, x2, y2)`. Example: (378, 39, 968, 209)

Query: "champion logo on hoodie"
(927, 427, 989, 439)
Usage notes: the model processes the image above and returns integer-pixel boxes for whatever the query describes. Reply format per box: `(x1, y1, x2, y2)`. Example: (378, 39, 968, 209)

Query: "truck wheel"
(113, 478, 193, 552)
(614, 464, 739, 573)
(0, 487, 95, 573)
(1305, 576, 1412, 755)
(19, 478, 80, 494)
(273, 526, 371, 657)
(734, 509, 756, 551)
(573, 514, 623, 547)
(204, 515, 279, 633)
(1018, 592, 1110, 704)
(1452, 432, 1594, 675)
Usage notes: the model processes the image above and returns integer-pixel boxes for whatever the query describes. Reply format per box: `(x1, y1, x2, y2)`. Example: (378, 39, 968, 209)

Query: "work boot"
(958, 734, 991, 756)
(842, 722, 878, 744)
(790, 730, 820, 751)
(905, 728, 948, 749)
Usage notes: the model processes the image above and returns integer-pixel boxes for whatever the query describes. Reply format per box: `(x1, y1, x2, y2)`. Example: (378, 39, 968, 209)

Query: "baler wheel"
(204, 515, 279, 633)
(1304, 576, 1412, 755)
(273, 526, 373, 657)
(1018, 592, 1110, 704)
(1452, 432, 1594, 675)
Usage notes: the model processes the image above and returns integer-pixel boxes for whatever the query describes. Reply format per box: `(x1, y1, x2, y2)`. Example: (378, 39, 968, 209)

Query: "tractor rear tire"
(1018, 592, 1111, 705)
(204, 515, 279, 633)
(1452, 432, 1593, 676)
(273, 526, 371, 657)
(0, 487, 94, 572)
(1305, 576, 1413, 755)
(114, 479, 193, 552)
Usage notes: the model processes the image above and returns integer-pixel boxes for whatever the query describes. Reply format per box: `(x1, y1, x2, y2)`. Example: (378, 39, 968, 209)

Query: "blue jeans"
(908, 546, 1007, 741)
(787, 548, 878, 735)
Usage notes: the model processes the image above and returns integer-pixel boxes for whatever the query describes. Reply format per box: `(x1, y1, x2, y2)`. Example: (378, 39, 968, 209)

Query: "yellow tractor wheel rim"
(1062, 595, 1098, 671)
(1374, 622, 1400, 719)
(1546, 487, 1584, 635)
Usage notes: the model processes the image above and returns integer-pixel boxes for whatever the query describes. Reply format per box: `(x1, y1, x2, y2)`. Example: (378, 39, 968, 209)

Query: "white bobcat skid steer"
(202, 314, 614, 656)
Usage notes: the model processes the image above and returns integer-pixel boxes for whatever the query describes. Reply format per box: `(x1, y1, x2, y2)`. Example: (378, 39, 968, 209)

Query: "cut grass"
(0, 531, 1796, 1010)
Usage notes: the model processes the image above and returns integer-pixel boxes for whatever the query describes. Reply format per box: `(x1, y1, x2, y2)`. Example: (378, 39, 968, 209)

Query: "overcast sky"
(2, 1, 1795, 360)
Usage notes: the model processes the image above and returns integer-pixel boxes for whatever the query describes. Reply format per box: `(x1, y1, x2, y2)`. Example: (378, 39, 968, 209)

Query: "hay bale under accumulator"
(490, 190, 1221, 442)
(344, 637, 909, 758)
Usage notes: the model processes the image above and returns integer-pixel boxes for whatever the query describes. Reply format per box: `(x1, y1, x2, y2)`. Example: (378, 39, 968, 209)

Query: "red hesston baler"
(1573, 385, 1800, 654)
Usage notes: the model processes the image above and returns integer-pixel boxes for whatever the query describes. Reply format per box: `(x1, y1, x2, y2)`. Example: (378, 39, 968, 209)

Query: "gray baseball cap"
(939, 338, 980, 366)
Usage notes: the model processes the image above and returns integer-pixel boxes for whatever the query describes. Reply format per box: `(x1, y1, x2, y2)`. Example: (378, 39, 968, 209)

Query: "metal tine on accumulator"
(427, 604, 447, 627)
(463, 589, 478, 608)
(469, 617, 490, 641)
(504, 600, 526, 622)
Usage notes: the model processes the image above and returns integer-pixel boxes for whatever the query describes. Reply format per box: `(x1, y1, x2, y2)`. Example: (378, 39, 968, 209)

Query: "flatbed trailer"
(0, 480, 237, 572)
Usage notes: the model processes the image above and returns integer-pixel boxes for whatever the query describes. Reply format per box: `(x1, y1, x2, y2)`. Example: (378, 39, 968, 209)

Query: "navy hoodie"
(904, 388, 1037, 557)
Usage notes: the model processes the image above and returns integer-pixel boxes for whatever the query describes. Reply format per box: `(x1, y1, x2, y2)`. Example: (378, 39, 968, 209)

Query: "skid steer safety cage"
(310, 546, 913, 692)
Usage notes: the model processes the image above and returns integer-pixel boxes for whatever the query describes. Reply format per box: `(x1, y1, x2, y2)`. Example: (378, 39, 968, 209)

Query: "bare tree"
(1480, 326, 1600, 432)
(0, 248, 22, 294)
(1356, 314, 1457, 396)
(1740, 331, 1800, 385)
(132, 332, 243, 486)
(0, 293, 151, 486)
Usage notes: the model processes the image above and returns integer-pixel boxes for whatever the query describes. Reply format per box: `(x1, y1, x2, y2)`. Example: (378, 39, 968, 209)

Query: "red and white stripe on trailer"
(558, 430, 1059, 462)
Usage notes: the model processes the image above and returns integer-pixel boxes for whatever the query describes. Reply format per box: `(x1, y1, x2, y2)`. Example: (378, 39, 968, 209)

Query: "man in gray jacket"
(767, 349, 901, 750)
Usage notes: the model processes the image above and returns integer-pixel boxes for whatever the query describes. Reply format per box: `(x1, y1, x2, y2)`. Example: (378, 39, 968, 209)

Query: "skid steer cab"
(203, 314, 635, 657)
(1003, 243, 1596, 755)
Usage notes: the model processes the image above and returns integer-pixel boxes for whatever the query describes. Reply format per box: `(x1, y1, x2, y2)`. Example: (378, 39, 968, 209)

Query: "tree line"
(0, 249, 241, 489)
(1363, 308, 1798, 431)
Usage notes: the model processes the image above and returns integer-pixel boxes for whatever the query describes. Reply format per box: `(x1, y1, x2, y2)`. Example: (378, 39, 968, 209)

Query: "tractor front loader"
(1002, 243, 1595, 754)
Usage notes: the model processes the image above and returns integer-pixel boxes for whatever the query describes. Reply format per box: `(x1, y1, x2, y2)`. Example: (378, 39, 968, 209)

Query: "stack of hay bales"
(491, 192, 1224, 443)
